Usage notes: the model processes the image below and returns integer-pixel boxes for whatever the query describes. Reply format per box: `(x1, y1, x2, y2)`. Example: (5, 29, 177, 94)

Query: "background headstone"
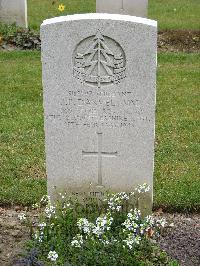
(41, 14, 157, 211)
(96, 0, 148, 18)
(0, 0, 28, 28)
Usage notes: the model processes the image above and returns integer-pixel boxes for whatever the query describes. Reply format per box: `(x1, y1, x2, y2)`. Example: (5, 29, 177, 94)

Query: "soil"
(0, 29, 199, 53)
(157, 30, 200, 53)
(156, 212, 200, 266)
(0, 207, 38, 266)
(0, 207, 199, 266)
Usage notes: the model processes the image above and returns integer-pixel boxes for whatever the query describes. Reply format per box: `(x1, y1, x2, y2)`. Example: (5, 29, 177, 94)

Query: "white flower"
(44, 204, 55, 218)
(38, 222, 46, 229)
(71, 234, 83, 247)
(62, 202, 71, 210)
(134, 208, 141, 218)
(145, 215, 155, 226)
(134, 235, 141, 245)
(40, 195, 51, 205)
(119, 192, 129, 200)
(93, 214, 113, 236)
(123, 209, 142, 232)
(106, 192, 129, 212)
(157, 218, 167, 227)
(116, 206, 121, 211)
(135, 183, 150, 193)
(77, 214, 113, 238)
(123, 234, 141, 249)
(32, 203, 39, 209)
(34, 231, 39, 240)
(34, 231, 43, 243)
(59, 192, 65, 199)
(100, 239, 110, 245)
(169, 222, 174, 227)
(47, 250, 58, 262)
(77, 218, 94, 234)
(18, 213, 26, 221)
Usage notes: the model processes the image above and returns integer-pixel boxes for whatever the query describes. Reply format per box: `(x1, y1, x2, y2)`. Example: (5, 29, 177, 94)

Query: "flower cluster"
(74, 207, 160, 250)
(40, 195, 51, 205)
(100, 237, 118, 246)
(34, 222, 47, 243)
(77, 213, 113, 238)
(44, 204, 55, 219)
(38, 222, 46, 230)
(156, 217, 167, 228)
(122, 210, 167, 249)
(31, 183, 168, 264)
(71, 187, 166, 250)
(135, 183, 150, 193)
(47, 250, 58, 262)
(34, 231, 43, 243)
(77, 218, 94, 234)
(123, 209, 141, 233)
(123, 234, 141, 249)
(93, 214, 113, 237)
(71, 234, 83, 248)
(106, 192, 129, 211)
(18, 213, 26, 221)
(122, 209, 155, 249)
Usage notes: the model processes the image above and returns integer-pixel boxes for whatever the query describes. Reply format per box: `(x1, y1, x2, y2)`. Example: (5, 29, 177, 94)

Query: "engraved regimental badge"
(73, 30, 126, 88)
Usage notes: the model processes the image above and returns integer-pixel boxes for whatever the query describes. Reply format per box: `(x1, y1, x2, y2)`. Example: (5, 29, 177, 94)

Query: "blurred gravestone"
(0, 0, 28, 28)
(96, 0, 148, 17)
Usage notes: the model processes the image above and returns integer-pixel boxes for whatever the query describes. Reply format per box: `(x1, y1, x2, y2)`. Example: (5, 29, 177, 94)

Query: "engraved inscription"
(82, 132, 117, 186)
(73, 30, 126, 88)
(46, 88, 152, 129)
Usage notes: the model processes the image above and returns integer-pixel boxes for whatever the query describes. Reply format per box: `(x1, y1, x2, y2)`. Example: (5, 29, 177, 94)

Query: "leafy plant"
(18, 185, 178, 265)
(0, 22, 40, 50)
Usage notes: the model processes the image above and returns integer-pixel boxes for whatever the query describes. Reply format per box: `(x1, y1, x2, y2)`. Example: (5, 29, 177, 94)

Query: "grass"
(0, 51, 199, 210)
(148, 0, 200, 30)
(0, 51, 46, 205)
(155, 53, 200, 211)
(27, 0, 200, 30)
(27, 0, 95, 30)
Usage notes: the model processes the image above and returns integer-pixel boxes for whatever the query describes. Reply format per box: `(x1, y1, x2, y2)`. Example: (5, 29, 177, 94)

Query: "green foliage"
(0, 22, 40, 50)
(0, 22, 19, 37)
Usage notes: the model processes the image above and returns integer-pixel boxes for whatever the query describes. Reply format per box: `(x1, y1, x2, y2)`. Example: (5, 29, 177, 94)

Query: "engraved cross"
(121, 0, 124, 11)
(82, 133, 117, 186)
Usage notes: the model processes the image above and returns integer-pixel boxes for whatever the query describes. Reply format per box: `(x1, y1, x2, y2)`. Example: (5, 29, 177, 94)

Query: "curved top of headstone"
(41, 13, 157, 28)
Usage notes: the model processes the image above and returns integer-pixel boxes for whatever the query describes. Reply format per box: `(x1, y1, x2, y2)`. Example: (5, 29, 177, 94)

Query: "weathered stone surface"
(96, 0, 148, 18)
(0, 0, 27, 28)
(41, 14, 157, 211)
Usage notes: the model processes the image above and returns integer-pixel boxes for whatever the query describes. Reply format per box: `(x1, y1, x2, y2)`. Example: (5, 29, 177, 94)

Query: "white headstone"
(41, 14, 157, 211)
(96, 0, 148, 18)
(0, 0, 28, 28)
